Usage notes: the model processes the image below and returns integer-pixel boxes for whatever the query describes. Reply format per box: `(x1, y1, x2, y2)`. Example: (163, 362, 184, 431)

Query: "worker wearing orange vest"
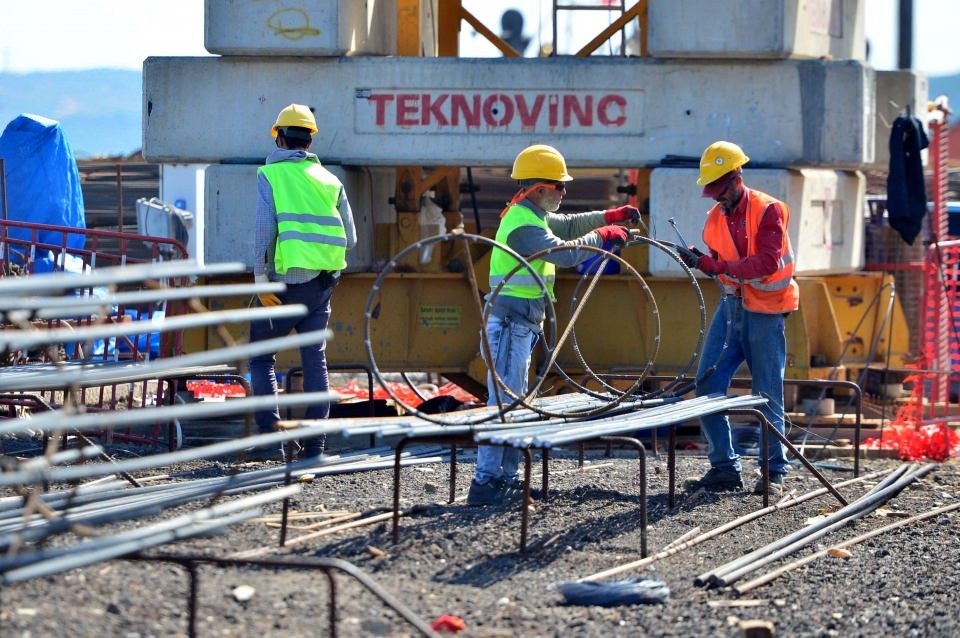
(468, 144, 640, 506)
(676, 141, 798, 496)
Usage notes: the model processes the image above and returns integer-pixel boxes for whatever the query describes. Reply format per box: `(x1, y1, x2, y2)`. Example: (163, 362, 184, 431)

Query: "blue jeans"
(695, 296, 789, 475)
(474, 313, 539, 484)
(249, 276, 334, 434)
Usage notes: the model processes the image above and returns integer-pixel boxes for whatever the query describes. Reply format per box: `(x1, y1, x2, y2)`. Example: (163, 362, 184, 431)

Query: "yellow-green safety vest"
(259, 160, 347, 274)
(489, 204, 556, 301)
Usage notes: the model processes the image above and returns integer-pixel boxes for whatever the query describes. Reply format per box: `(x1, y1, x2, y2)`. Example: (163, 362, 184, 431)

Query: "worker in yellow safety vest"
(675, 140, 799, 496)
(468, 144, 640, 506)
(248, 103, 357, 461)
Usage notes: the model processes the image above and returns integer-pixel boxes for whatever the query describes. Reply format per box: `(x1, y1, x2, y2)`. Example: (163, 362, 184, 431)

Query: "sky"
(0, 0, 958, 77)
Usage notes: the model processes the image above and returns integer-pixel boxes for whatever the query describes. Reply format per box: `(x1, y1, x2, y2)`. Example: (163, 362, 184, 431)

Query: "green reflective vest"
(259, 160, 347, 274)
(489, 204, 556, 301)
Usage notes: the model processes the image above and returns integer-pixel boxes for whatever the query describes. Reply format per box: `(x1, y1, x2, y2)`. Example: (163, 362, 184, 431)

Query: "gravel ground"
(1, 435, 958, 638)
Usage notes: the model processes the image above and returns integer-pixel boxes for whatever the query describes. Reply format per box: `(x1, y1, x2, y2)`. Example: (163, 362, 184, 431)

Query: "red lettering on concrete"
(451, 94, 481, 127)
(366, 91, 630, 131)
(563, 95, 592, 127)
(397, 94, 419, 126)
(563, 95, 593, 128)
(369, 94, 394, 127)
(482, 94, 514, 127)
(548, 95, 559, 128)
(423, 93, 449, 126)
(598, 95, 627, 126)
(515, 95, 544, 129)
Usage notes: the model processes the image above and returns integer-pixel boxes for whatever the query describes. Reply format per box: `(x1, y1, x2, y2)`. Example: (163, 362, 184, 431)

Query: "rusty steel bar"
(0, 158, 8, 275)
(364, 232, 556, 426)
(579, 469, 889, 583)
(515, 436, 646, 555)
(734, 499, 960, 596)
(0, 329, 330, 395)
(728, 407, 849, 507)
(697, 463, 932, 588)
(0, 259, 243, 294)
(0, 303, 308, 352)
(0, 281, 285, 316)
(0, 485, 300, 584)
(125, 553, 440, 638)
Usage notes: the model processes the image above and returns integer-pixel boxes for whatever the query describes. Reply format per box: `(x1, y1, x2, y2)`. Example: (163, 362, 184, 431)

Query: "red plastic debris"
(430, 615, 466, 633)
(863, 369, 960, 461)
(332, 379, 478, 406)
(185, 380, 247, 399)
(865, 422, 960, 462)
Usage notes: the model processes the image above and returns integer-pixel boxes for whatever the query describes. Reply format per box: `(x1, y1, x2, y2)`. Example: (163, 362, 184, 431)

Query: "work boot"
(242, 443, 286, 462)
(505, 476, 542, 500)
(301, 434, 326, 460)
(753, 473, 785, 496)
(467, 478, 509, 506)
(685, 467, 743, 492)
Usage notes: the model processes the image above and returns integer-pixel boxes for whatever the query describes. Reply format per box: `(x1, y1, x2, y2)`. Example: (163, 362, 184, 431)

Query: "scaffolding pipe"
(697, 464, 934, 588)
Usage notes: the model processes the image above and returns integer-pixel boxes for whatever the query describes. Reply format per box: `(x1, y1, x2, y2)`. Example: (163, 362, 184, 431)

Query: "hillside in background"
(0, 70, 141, 159)
(0, 68, 958, 160)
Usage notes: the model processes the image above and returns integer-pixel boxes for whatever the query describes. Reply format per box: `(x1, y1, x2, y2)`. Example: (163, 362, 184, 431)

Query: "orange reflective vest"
(702, 189, 799, 314)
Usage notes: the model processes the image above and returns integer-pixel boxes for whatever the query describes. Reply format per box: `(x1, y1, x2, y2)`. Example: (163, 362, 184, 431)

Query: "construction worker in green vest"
(248, 103, 357, 461)
(468, 144, 640, 505)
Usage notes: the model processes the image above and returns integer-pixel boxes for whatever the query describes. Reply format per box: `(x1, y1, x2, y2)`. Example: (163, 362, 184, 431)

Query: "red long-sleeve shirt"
(711, 187, 786, 282)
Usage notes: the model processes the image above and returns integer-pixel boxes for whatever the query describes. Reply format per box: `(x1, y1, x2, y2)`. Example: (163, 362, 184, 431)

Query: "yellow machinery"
(185, 1, 911, 404)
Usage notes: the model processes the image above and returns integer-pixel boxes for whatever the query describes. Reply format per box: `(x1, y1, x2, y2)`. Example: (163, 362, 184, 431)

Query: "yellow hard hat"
(511, 144, 573, 182)
(271, 104, 318, 138)
(697, 141, 749, 186)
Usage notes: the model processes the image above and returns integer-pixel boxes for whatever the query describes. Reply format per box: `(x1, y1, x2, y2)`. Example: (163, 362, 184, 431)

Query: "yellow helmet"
(510, 144, 573, 182)
(271, 104, 318, 138)
(697, 141, 749, 186)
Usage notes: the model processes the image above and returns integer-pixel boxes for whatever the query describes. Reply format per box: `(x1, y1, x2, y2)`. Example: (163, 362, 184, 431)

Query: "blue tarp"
(0, 114, 86, 251)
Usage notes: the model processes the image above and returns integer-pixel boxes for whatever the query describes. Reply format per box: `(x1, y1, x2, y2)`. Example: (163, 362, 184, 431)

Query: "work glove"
(594, 224, 630, 246)
(675, 245, 703, 269)
(254, 273, 282, 307)
(696, 254, 726, 277)
(604, 205, 641, 225)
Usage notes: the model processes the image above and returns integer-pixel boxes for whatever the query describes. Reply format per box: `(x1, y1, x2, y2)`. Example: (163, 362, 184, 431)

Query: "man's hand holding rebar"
(603, 205, 641, 225)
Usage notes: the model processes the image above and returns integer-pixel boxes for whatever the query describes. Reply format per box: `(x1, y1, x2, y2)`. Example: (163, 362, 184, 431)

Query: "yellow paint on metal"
(437, 0, 461, 57)
(181, 267, 910, 397)
(417, 305, 462, 329)
(575, 1, 648, 57)
(397, 0, 421, 57)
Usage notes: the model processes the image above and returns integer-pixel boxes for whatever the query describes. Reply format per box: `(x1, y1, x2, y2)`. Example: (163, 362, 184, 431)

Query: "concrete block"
(649, 167, 864, 277)
(202, 163, 379, 272)
(143, 56, 874, 167)
(648, 0, 865, 61)
(872, 70, 929, 169)
(204, 0, 398, 56)
(203, 165, 256, 269)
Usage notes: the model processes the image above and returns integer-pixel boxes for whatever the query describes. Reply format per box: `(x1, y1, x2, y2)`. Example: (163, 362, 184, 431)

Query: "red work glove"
(696, 254, 726, 277)
(604, 205, 641, 224)
(594, 224, 630, 246)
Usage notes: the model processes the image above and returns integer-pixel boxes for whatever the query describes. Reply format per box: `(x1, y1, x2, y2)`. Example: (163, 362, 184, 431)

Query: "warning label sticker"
(417, 305, 462, 329)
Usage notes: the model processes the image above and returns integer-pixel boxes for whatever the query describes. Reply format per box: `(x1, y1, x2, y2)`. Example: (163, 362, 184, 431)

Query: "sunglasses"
(547, 182, 566, 193)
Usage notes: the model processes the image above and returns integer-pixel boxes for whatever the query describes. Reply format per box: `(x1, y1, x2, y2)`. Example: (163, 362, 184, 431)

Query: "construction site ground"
(1, 425, 957, 638)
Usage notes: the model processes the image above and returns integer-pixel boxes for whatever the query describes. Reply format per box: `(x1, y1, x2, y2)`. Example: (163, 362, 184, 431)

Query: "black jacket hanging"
(886, 114, 930, 245)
